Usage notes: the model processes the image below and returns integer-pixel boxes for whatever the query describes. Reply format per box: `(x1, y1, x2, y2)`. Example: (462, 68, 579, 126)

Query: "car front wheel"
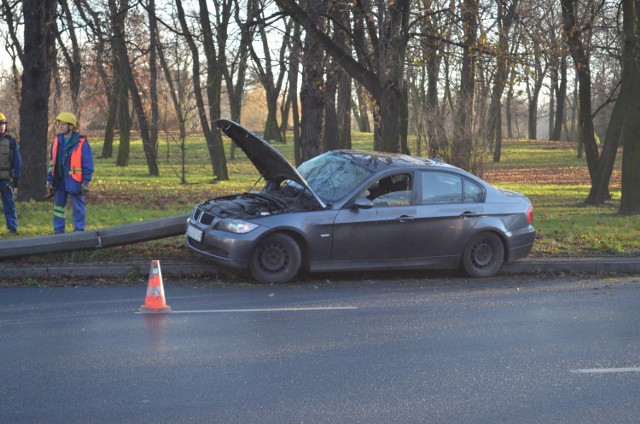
(249, 233, 301, 284)
(461, 232, 504, 277)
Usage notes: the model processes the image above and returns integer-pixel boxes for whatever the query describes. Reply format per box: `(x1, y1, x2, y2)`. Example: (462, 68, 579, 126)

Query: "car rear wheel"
(249, 233, 301, 284)
(461, 232, 504, 277)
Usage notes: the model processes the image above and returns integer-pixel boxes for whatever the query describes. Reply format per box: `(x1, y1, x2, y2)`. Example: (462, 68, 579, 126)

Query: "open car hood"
(216, 120, 326, 208)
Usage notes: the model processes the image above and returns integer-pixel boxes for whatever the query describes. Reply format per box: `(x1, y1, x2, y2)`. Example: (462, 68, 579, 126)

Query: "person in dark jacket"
(0, 112, 22, 234)
(46, 112, 94, 234)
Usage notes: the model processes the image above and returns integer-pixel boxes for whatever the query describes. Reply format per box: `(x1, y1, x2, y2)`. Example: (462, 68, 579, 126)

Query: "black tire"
(461, 232, 505, 277)
(249, 233, 301, 284)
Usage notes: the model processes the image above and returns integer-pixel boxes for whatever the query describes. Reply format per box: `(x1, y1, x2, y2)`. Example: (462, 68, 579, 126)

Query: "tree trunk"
(548, 87, 555, 140)
(619, 0, 640, 214)
(353, 83, 371, 133)
(552, 55, 567, 141)
(585, 88, 625, 205)
(527, 91, 539, 140)
(561, 0, 598, 179)
(17, 0, 57, 202)
(336, 70, 352, 150)
(586, 0, 634, 206)
(156, 23, 189, 183)
(175, 0, 216, 177)
(109, 0, 158, 176)
(506, 72, 515, 139)
(527, 54, 546, 141)
(376, 0, 411, 154)
(452, 0, 478, 171)
(323, 62, 340, 151)
(115, 69, 130, 167)
(299, 0, 325, 161)
(247, 10, 289, 144)
(425, 42, 447, 159)
(333, 1, 352, 150)
(289, 22, 303, 166)
(620, 92, 640, 214)
(57, 0, 81, 111)
(200, 0, 228, 180)
(488, 0, 517, 162)
(101, 56, 119, 159)
(148, 0, 159, 155)
(224, 0, 256, 160)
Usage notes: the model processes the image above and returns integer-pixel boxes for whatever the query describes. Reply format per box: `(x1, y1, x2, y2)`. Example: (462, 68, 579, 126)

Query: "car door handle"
(397, 215, 414, 222)
(460, 211, 477, 218)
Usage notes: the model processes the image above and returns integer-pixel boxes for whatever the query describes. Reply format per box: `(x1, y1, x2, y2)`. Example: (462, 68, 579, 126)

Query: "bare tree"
(74, 0, 117, 158)
(276, 0, 412, 154)
(298, 0, 326, 161)
(560, 0, 600, 181)
(200, 0, 228, 180)
(174, 0, 228, 180)
(451, 0, 478, 171)
(420, 0, 450, 160)
(18, 0, 58, 201)
(223, 0, 257, 160)
(0, 0, 24, 104)
(550, 54, 568, 141)
(156, 26, 192, 183)
(148, 0, 159, 155)
(56, 0, 82, 112)
(109, 0, 159, 175)
(324, 0, 352, 151)
(489, 0, 519, 162)
(247, 2, 291, 144)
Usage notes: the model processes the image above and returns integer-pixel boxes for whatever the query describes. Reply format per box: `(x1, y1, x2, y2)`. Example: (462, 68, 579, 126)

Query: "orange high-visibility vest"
(51, 136, 86, 183)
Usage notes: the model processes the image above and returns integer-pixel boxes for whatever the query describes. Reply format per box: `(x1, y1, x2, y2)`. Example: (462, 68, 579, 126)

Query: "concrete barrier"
(0, 213, 190, 259)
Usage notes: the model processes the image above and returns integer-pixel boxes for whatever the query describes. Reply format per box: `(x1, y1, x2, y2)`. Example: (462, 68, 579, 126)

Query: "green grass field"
(2, 132, 638, 260)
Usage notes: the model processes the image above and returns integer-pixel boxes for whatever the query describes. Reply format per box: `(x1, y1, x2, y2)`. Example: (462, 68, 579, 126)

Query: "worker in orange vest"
(46, 112, 94, 234)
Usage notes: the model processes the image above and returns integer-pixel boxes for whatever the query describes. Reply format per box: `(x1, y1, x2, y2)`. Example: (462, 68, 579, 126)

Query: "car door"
(331, 173, 419, 262)
(331, 170, 485, 265)
(408, 171, 484, 259)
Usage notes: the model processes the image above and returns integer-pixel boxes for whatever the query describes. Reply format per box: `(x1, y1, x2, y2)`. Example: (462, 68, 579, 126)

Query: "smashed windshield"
(295, 152, 373, 203)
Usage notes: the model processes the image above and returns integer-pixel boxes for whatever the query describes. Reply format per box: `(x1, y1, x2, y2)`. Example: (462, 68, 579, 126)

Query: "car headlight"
(216, 219, 259, 234)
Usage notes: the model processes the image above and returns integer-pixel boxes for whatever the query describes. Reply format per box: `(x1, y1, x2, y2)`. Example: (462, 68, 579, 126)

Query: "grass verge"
(1, 133, 638, 261)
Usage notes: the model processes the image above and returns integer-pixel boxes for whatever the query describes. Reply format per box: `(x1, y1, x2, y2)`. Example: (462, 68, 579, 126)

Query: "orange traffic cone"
(139, 260, 172, 313)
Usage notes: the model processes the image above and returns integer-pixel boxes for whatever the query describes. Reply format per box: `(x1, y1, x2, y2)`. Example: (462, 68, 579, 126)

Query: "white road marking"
(137, 306, 358, 314)
(570, 367, 640, 374)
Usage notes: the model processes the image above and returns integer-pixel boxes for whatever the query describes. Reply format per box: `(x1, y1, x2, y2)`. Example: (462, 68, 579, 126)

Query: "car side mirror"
(352, 197, 373, 209)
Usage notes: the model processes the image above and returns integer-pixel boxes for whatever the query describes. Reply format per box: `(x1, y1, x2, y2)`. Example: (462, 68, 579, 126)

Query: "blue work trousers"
(53, 188, 86, 234)
(0, 180, 17, 231)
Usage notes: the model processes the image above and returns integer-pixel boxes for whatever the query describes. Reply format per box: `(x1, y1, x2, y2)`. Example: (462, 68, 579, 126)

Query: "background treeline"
(1, 0, 639, 214)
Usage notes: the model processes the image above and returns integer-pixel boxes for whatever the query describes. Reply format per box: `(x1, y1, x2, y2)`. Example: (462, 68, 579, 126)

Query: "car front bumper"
(185, 220, 270, 271)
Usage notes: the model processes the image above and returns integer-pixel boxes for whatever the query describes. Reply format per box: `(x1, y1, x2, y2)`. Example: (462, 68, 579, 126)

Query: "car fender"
(256, 209, 340, 267)
(467, 216, 511, 256)
(249, 225, 318, 272)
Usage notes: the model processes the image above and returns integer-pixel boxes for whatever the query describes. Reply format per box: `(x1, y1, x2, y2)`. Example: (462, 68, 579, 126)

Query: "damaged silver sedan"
(186, 120, 535, 284)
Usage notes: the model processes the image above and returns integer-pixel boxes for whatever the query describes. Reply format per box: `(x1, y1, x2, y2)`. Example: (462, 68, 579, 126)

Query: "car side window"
(365, 174, 412, 207)
(463, 179, 484, 203)
(422, 172, 484, 204)
(422, 172, 462, 204)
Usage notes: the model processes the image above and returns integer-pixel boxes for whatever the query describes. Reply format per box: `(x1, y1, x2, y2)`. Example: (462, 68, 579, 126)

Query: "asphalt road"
(1, 274, 640, 423)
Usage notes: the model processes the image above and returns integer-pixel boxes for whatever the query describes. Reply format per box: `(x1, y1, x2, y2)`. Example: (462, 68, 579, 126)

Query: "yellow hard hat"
(56, 112, 77, 128)
(0, 112, 7, 123)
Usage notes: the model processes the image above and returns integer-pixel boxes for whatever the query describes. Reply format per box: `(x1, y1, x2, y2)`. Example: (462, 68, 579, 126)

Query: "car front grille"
(192, 208, 215, 225)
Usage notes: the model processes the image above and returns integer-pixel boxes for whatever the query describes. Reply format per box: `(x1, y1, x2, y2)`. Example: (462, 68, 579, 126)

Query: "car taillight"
(526, 205, 533, 223)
